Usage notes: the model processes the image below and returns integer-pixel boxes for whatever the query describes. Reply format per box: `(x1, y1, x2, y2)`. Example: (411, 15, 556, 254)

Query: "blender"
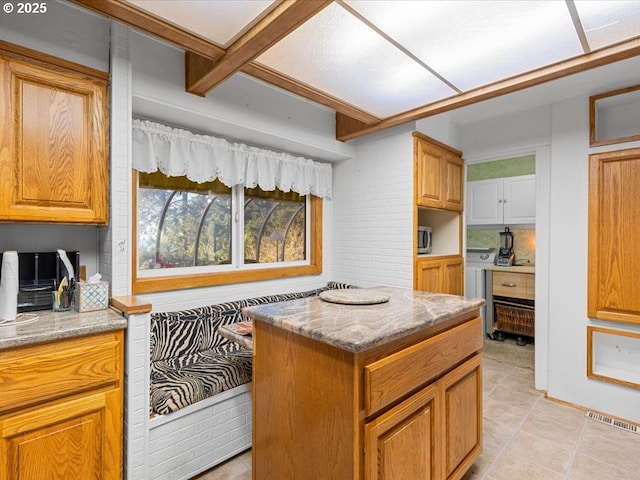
(495, 227, 515, 266)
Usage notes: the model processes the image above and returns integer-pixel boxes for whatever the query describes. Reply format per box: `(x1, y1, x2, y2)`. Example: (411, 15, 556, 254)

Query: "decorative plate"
(319, 289, 390, 305)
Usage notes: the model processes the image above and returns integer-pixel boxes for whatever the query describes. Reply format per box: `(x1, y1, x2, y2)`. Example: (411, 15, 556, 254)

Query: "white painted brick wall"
(332, 128, 414, 288)
(148, 386, 252, 480)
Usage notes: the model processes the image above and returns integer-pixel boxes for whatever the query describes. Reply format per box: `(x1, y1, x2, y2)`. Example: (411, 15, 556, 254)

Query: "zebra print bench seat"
(149, 282, 356, 415)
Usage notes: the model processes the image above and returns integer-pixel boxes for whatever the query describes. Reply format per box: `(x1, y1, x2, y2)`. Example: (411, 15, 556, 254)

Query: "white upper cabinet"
(466, 174, 535, 225)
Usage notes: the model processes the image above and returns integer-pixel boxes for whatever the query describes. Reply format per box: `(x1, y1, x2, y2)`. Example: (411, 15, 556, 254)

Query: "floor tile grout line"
(477, 371, 544, 479)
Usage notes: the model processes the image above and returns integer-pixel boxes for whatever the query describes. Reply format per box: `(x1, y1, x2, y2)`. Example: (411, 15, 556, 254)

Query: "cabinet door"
(415, 137, 444, 208)
(415, 258, 443, 292)
(0, 389, 122, 480)
(443, 152, 464, 211)
(466, 179, 503, 225)
(440, 354, 482, 480)
(416, 257, 464, 295)
(443, 257, 464, 296)
(365, 383, 439, 480)
(0, 56, 108, 224)
(503, 174, 535, 224)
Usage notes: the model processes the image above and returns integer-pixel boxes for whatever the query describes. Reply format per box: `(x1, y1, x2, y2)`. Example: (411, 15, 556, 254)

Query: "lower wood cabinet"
(253, 314, 482, 480)
(416, 255, 464, 295)
(0, 331, 124, 480)
(364, 354, 482, 480)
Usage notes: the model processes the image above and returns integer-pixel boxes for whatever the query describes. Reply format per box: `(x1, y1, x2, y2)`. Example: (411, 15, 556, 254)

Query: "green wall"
(467, 155, 535, 181)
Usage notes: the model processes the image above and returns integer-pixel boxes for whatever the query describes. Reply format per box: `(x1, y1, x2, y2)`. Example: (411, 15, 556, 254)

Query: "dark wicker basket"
(495, 302, 535, 337)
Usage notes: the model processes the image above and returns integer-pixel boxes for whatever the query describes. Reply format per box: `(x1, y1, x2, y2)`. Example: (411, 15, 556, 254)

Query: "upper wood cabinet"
(414, 132, 464, 212)
(588, 147, 640, 324)
(0, 47, 109, 224)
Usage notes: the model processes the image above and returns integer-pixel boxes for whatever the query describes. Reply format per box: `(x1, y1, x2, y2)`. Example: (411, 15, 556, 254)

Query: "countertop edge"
(0, 308, 127, 351)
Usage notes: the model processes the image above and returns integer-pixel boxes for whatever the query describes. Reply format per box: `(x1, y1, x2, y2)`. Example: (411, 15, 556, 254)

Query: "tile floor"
(193, 356, 640, 480)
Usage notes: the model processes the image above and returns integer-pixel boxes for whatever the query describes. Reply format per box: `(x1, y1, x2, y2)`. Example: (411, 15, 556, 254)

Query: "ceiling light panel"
(345, 0, 584, 92)
(126, 0, 276, 47)
(255, 3, 457, 118)
(575, 0, 640, 51)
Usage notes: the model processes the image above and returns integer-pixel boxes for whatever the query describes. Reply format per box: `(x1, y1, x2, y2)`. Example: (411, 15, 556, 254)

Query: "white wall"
(458, 100, 640, 424)
(332, 126, 415, 288)
(112, 29, 351, 311)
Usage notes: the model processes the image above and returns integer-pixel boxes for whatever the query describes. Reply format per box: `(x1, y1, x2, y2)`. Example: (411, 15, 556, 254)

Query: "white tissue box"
(75, 281, 109, 312)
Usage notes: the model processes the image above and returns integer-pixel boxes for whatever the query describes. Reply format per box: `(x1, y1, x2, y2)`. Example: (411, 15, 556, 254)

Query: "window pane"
(137, 174, 231, 270)
(244, 188, 306, 264)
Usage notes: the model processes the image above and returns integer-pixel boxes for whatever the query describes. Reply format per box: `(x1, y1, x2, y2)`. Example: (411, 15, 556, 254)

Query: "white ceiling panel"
(256, 2, 456, 118)
(126, 0, 276, 47)
(575, 0, 640, 51)
(345, 0, 583, 92)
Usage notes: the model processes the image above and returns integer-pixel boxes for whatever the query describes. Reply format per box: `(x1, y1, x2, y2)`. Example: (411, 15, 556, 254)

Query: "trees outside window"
(134, 171, 321, 293)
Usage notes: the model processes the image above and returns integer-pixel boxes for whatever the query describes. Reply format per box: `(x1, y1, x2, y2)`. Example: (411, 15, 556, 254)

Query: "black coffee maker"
(495, 227, 515, 266)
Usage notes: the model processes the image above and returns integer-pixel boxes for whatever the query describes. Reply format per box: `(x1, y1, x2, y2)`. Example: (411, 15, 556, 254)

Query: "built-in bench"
(144, 281, 356, 479)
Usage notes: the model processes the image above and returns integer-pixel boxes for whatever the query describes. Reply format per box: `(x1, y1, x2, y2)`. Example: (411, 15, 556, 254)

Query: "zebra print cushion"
(151, 343, 252, 415)
(149, 282, 358, 414)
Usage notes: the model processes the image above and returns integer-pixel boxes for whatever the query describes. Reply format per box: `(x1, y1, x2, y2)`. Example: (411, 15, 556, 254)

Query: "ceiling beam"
(69, 0, 226, 60)
(71, 0, 380, 126)
(336, 37, 640, 142)
(185, 0, 333, 96)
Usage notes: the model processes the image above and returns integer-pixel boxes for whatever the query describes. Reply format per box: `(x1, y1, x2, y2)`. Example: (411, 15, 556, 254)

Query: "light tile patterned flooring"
(194, 356, 640, 480)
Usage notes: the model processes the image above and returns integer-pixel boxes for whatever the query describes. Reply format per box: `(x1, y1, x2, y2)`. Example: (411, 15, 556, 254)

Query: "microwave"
(417, 226, 432, 254)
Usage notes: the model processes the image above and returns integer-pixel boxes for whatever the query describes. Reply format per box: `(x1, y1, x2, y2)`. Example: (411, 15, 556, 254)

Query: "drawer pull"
(501, 282, 517, 287)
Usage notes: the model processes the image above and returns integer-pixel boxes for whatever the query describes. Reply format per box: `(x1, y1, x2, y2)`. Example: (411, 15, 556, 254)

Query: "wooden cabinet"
(253, 313, 483, 480)
(0, 45, 109, 224)
(365, 383, 439, 480)
(414, 132, 464, 295)
(0, 331, 124, 480)
(364, 353, 482, 480)
(466, 174, 535, 225)
(414, 132, 464, 211)
(588, 147, 640, 324)
(416, 256, 464, 295)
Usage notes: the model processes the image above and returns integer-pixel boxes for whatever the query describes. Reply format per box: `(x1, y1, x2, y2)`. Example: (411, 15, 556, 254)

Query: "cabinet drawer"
(0, 332, 122, 414)
(364, 317, 482, 416)
(493, 271, 534, 300)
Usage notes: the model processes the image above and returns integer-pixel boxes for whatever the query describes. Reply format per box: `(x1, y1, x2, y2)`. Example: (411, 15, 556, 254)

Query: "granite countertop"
(484, 265, 535, 274)
(242, 286, 485, 353)
(0, 308, 127, 350)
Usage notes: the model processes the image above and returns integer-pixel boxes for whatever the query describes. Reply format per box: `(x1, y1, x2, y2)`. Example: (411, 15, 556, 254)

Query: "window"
(133, 171, 322, 293)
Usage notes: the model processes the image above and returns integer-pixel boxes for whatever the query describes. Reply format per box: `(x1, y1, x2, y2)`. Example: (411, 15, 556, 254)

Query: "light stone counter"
(484, 265, 535, 274)
(0, 308, 127, 350)
(243, 286, 484, 353)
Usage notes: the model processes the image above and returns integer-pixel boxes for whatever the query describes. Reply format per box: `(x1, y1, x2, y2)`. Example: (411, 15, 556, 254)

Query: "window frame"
(131, 170, 323, 293)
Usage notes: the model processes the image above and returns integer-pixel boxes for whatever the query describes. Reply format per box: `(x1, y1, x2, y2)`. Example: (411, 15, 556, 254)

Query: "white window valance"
(132, 119, 332, 198)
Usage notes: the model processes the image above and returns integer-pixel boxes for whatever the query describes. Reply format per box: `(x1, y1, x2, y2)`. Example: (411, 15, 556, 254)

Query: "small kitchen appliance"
(417, 226, 432, 254)
(0, 251, 79, 312)
(495, 227, 515, 266)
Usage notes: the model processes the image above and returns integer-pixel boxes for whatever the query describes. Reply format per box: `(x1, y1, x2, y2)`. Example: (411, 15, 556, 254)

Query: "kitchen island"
(243, 286, 485, 480)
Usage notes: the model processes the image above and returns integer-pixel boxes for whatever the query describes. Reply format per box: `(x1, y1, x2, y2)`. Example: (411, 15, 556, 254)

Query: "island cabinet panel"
(252, 311, 482, 480)
(442, 354, 482, 480)
(365, 316, 482, 416)
(252, 323, 360, 480)
(0, 331, 124, 480)
(0, 52, 108, 224)
(365, 383, 439, 480)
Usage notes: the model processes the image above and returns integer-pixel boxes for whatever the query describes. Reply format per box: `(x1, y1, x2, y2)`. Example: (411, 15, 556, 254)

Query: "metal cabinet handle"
(501, 282, 517, 287)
